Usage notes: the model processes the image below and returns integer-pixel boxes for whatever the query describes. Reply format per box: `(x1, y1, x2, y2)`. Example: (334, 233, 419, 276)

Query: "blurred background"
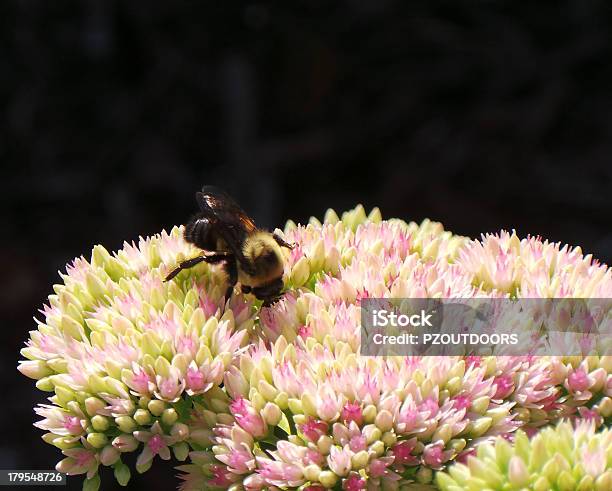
(2, 1, 611, 489)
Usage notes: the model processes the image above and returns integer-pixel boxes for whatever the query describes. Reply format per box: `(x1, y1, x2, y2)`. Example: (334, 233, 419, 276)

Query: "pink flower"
(392, 439, 419, 466)
(298, 325, 313, 339)
(349, 435, 367, 452)
(299, 418, 328, 442)
(327, 446, 352, 477)
(452, 395, 472, 411)
(567, 369, 590, 392)
(419, 397, 439, 418)
(230, 398, 268, 439)
(466, 356, 482, 368)
(343, 473, 367, 490)
(576, 407, 603, 426)
(209, 464, 237, 488)
(423, 443, 445, 468)
(369, 458, 392, 477)
(493, 375, 514, 399)
(341, 401, 363, 426)
(256, 458, 304, 487)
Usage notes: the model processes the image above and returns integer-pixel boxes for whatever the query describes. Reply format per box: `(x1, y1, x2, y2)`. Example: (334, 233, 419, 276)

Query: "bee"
(165, 186, 295, 306)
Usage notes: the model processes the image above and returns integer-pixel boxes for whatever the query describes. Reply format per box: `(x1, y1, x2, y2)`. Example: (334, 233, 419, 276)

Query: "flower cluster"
(18, 230, 256, 488)
(436, 421, 612, 490)
(18, 204, 611, 490)
(181, 349, 523, 490)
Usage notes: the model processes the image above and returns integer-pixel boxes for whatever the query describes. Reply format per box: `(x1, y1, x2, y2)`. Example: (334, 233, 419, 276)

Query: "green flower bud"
(351, 450, 369, 470)
(82, 474, 101, 491)
(303, 464, 321, 482)
(362, 405, 377, 424)
(115, 416, 137, 434)
(318, 470, 338, 488)
(114, 461, 131, 486)
(148, 399, 166, 417)
(87, 432, 108, 449)
(161, 408, 178, 426)
(173, 442, 190, 461)
(133, 409, 152, 426)
(91, 415, 110, 432)
(416, 466, 433, 484)
(317, 435, 333, 455)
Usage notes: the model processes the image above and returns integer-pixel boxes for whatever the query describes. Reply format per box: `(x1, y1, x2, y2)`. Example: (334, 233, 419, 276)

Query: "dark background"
(2, 1, 611, 489)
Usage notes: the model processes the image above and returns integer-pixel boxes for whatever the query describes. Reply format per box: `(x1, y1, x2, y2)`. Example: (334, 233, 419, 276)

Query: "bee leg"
(164, 255, 208, 281)
(222, 259, 238, 309)
(164, 251, 232, 282)
(272, 233, 295, 250)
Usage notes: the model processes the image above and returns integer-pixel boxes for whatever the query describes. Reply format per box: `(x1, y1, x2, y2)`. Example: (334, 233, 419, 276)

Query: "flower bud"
(471, 396, 489, 414)
(595, 471, 612, 491)
(375, 409, 393, 432)
(363, 425, 382, 445)
(290, 257, 310, 287)
(534, 476, 551, 491)
(35, 377, 55, 392)
(262, 403, 282, 426)
(317, 435, 333, 455)
(469, 417, 492, 437)
(189, 429, 212, 447)
(508, 456, 529, 487)
(173, 442, 190, 461)
(87, 432, 108, 449)
(91, 415, 110, 432)
(597, 397, 612, 418)
(351, 450, 369, 470)
(370, 440, 385, 456)
(148, 399, 166, 417)
(115, 416, 137, 434)
(133, 409, 152, 426)
(18, 360, 53, 380)
(170, 423, 190, 441)
(577, 475, 594, 491)
(557, 470, 576, 491)
(416, 466, 433, 484)
(114, 461, 131, 486)
(100, 445, 120, 466)
(362, 405, 377, 423)
(324, 208, 339, 224)
(136, 457, 152, 474)
(318, 470, 338, 488)
(432, 424, 453, 444)
(161, 408, 178, 426)
(381, 431, 397, 447)
(303, 464, 321, 482)
(85, 397, 106, 417)
(112, 434, 139, 453)
(83, 474, 101, 491)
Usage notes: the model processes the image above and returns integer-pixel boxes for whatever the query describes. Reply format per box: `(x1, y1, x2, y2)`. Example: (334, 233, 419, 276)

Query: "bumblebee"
(165, 186, 294, 306)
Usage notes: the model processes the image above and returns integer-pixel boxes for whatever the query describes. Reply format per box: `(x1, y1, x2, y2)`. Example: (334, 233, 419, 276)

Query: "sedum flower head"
(18, 228, 254, 486)
(18, 204, 612, 490)
(436, 421, 612, 491)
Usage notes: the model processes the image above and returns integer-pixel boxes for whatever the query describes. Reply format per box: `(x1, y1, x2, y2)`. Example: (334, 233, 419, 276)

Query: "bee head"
(242, 232, 285, 284)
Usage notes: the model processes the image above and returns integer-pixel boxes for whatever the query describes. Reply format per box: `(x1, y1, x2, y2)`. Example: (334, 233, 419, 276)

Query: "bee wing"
(195, 186, 257, 259)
